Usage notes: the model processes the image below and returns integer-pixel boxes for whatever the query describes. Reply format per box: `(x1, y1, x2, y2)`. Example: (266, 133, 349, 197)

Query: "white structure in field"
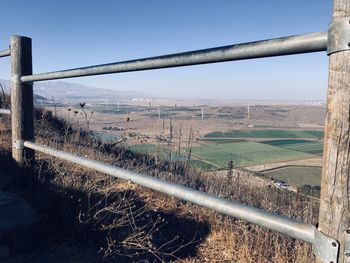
(132, 97, 152, 102)
(247, 104, 250, 119)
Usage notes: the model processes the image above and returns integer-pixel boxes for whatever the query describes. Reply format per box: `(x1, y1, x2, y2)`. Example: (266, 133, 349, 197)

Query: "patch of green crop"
(204, 129, 324, 139)
(190, 141, 316, 167)
(261, 140, 323, 156)
(204, 131, 226, 138)
(263, 166, 321, 187)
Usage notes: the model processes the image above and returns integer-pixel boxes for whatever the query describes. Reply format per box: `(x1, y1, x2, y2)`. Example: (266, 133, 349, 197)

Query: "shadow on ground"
(0, 150, 210, 262)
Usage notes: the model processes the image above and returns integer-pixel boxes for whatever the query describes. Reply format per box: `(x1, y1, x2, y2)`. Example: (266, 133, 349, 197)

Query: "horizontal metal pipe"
(21, 32, 327, 83)
(24, 140, 316, 243)
(0, 49, 10, 58)
(0, 109, 10, 114)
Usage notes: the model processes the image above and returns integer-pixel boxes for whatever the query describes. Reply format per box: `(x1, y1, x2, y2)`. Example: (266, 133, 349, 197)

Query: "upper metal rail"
(21, 32, 327, 83)
(0, 49, 10, 58)
(24, 140, 315, 244)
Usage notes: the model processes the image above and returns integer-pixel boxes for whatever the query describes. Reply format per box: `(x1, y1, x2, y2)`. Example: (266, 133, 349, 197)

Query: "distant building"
(132, 98, 152, 102)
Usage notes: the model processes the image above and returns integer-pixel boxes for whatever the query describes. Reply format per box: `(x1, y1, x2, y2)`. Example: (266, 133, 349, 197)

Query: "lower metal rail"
(24, 140, 315, 243)
(24, 140, 341, 262)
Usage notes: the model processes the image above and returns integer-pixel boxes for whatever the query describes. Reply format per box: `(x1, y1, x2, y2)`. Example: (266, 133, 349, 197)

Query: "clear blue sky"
(0, 1, 332, 100)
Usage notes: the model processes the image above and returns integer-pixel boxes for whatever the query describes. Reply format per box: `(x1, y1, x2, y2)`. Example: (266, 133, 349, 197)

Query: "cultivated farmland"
(263, 166, 322, 187)
(127, 128, 324, 169)
(53, 102, 325, 188)
(204, 129, 324, 139)
(190, 140, 320, 168)
(260, 140, 323, 156)
(127, 143, 216, 170)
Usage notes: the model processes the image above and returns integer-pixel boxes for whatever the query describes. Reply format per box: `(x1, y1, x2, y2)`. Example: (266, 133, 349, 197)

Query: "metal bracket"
(344, 229, 350, 262)
(11, 74, 22, 84)
(328, 16, 350, 55)
(313, 228, 339, 263)
(12, 140, 24, 150)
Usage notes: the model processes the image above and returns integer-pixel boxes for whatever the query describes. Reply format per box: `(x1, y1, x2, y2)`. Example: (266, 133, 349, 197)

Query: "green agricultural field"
(263, 166, 322, 187)
(261, 140, 323, 156)
(127, 143, 217, 170)
(204, 131, 226, 138)
(127, 143, 159, 154)
(129, 134, 324, 171)
(128, 144, 187, 161)
(188, 160, 217, 170)
(128, 143, 172, 160)
(199, 138, 246, 143)
(190, 141, 318, 168)
(204, 129, 324, 139)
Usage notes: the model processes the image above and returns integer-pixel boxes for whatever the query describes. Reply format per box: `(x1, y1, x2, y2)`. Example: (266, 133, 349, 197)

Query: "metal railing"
(21, 32, 327, 82)
(0, 49, 10, 58)
(0, 17, 347, 262)
(24, 140, 316, 243)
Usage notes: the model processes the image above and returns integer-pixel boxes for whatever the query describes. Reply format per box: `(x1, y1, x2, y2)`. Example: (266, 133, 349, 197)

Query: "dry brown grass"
(0, 108, 318, 262)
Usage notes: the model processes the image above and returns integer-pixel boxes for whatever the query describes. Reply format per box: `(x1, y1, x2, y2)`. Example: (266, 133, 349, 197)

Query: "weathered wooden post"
(318, 1, 350, 262)
(10, 36, 34, 167)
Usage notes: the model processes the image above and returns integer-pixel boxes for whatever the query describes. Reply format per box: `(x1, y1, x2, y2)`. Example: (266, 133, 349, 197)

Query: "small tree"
(79, 102, 93, 129)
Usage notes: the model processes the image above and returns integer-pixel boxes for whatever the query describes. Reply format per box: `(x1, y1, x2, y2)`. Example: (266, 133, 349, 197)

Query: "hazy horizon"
(0, 78, 327, 103)
(0, 1, 331, 100)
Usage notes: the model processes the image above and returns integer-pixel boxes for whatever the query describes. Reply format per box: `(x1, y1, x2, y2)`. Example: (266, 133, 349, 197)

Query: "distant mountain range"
(0, 79, 151, 101)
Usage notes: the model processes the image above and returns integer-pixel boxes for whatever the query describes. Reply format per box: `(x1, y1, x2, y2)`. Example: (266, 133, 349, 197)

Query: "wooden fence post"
(10, 36, 34, 168)
(318, 1, 350, 262)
